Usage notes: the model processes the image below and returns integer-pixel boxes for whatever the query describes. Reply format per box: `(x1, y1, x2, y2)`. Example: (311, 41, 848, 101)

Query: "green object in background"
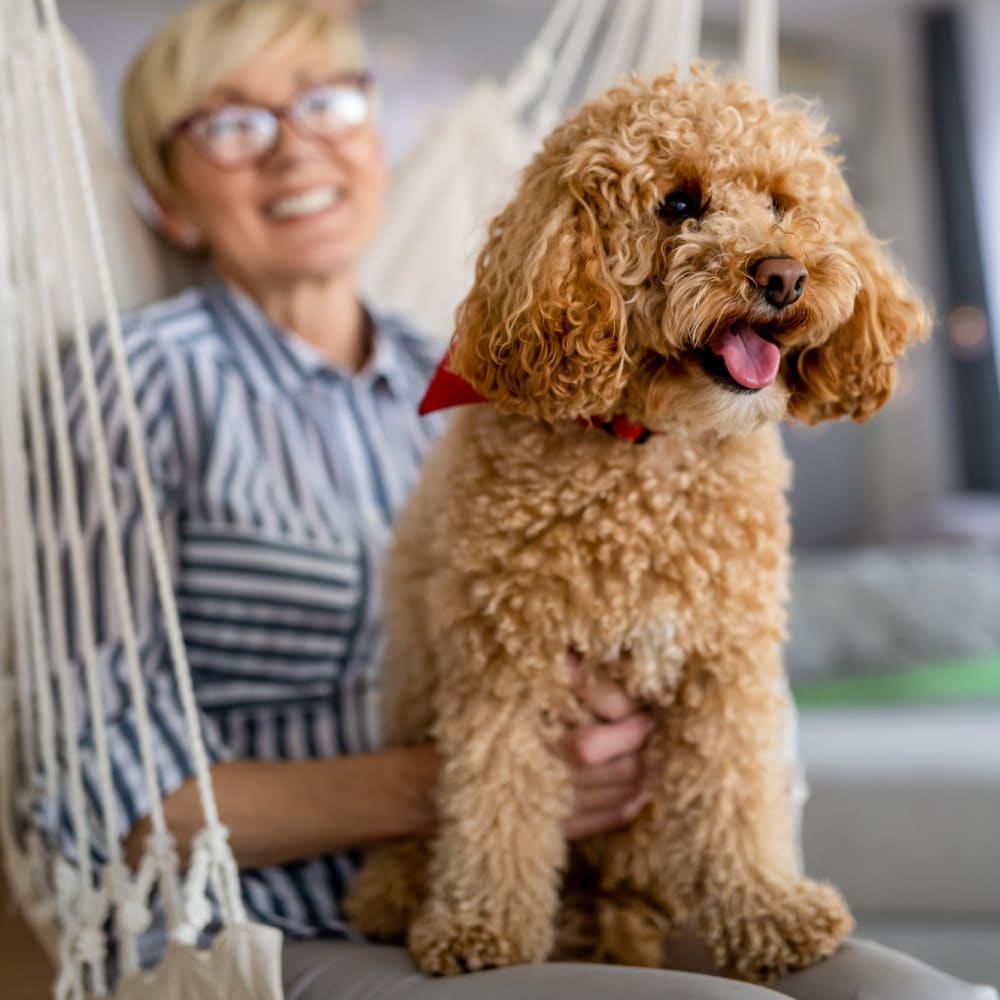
(791, 654, 1000, 709)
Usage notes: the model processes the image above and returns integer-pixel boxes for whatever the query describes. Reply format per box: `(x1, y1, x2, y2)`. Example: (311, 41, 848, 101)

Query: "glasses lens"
(292, 81, 370, 137)
(190, 105, 278, 166)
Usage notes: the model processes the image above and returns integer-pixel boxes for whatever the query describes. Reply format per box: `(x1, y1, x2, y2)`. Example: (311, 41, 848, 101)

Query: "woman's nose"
(264, 117, 326, 169)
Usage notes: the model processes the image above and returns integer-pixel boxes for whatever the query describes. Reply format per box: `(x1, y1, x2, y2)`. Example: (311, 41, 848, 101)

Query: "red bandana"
(418, 352, 655, 444)
(418, 356, 486, 415)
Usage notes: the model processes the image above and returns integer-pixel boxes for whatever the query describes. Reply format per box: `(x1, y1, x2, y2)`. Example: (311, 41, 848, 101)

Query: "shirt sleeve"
(43, 319, 230, 861)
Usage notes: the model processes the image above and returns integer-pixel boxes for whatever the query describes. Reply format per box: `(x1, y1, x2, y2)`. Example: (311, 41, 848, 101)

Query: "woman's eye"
(656, 188, 702, 223)
(206, 109, 255, 138)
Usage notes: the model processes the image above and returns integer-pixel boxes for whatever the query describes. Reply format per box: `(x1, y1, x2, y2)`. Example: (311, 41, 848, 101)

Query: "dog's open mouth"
(701, 323, 781, 393)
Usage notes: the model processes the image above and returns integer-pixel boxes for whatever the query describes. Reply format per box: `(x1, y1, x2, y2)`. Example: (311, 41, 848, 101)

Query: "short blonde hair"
(123, 0, 368, 197)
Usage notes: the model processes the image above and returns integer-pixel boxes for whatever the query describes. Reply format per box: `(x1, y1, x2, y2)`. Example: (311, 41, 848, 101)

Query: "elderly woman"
(57, 1, 993, 998)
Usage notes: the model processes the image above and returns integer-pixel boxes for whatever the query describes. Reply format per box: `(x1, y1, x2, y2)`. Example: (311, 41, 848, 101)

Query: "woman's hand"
(559, 654, 654, 840)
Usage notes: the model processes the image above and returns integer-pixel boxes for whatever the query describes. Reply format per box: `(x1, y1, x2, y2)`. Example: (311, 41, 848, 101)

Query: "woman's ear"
(788, 203, 929, 424)
(448, 165, 630, 421)
(151, 191, 204, 250)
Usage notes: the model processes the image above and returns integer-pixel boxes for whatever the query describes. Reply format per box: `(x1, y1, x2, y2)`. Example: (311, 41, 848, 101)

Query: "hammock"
(0, 1, 784, 997)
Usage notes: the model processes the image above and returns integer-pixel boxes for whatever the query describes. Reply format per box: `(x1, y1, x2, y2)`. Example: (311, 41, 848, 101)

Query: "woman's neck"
(222, 266, 370, 373)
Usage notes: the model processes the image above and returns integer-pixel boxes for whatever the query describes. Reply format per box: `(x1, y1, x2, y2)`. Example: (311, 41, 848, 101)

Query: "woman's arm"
(126, 666, 652, 870)
(125, 746, 440, 870)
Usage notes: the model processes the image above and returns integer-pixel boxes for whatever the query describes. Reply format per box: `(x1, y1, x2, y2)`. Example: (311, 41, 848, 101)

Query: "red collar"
(578, 414, 654, 443)
(419, 355, 656, 444)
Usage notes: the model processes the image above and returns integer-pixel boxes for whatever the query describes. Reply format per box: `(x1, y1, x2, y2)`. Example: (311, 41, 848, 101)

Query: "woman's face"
(160, 39, 387, 291)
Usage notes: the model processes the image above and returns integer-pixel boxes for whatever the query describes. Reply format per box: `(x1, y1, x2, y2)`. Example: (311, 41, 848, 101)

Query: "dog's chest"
(529, 430, 791, 699)
(426, 414, 791, 702)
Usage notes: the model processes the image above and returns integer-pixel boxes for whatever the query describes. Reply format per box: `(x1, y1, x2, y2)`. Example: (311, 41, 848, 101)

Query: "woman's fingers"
(558, 658, 656, 840)
(576, 673, 637, 723)
(570, 750, 643, 790)
(564, 792, 652, 841)
(562, 712, 655, 767)
(572, 781, 642, 815)
(565, 650, 639, 723)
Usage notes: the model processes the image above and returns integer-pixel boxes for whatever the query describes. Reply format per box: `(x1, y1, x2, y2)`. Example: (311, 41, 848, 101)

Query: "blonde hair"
(122, 0, 368, 197)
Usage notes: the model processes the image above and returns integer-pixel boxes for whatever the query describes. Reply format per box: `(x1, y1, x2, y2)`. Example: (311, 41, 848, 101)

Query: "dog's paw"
(592, 894, 675, 967)
(703, 877, 854, 982)
(344, 842, 427, 942)
(343, 873, 411, 943)
(409, 909, 549, 976)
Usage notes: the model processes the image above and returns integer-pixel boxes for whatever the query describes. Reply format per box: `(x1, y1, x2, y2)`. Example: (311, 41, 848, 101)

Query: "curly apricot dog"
(347, 68, 927, 982)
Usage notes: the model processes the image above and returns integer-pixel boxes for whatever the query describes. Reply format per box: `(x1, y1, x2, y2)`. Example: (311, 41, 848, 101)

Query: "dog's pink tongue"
(710, 323, 781, 389)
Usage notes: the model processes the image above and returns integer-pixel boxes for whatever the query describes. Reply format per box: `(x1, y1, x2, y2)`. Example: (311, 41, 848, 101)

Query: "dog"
(346, 67, 927, 982)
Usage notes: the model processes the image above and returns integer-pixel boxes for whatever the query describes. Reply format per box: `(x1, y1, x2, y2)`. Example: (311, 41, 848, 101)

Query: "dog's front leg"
(408, 647, 572, 975)
(653, 647, 853, 982)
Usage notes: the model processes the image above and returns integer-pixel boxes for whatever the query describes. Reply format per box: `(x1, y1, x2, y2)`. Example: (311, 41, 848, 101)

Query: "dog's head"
(448, 69, 928, 436)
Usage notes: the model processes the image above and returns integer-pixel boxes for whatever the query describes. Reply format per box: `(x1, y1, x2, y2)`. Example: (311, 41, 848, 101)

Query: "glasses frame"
(160, 71, 373, 171)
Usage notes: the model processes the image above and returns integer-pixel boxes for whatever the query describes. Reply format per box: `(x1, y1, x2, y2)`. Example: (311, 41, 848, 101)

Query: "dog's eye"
(657, 188, 702, 224)
(771, 194, 789, 216)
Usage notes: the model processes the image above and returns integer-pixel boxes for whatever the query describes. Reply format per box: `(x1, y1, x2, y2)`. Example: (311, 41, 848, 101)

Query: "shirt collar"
(203, 274, 406, 397)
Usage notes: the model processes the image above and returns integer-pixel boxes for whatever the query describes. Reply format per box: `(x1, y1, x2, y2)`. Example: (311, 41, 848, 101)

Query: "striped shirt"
(46, 275, 446, 952)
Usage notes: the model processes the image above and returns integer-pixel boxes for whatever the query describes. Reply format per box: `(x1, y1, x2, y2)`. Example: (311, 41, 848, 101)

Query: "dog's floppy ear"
(448, 164, 629, 421)
(788, 201, 929, 424)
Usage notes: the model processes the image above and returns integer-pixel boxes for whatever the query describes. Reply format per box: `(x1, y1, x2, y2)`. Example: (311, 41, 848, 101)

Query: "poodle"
(346, 67, 928, 982)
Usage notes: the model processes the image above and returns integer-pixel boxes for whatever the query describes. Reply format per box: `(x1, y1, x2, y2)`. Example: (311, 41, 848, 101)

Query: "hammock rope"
(584, 0, 650, 101)
(42, 0, 247, 948)
(741, 0, 780, 99)
(531, 0, 605, 137)
(3, 6, 150, 994)
(0, 5, 68, 970)
(31, 0, 236, 916)
(637, 0, 704, 78)
(502, 0, 581, 115)
(27, 0, 184, 966)
(9, 29, 122, 997)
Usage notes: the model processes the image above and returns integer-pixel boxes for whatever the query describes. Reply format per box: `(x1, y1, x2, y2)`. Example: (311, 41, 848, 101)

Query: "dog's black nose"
(751, 257, 808, 308)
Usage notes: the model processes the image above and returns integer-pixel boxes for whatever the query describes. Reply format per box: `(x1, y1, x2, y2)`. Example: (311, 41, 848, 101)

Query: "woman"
(57, 1, 992, 997)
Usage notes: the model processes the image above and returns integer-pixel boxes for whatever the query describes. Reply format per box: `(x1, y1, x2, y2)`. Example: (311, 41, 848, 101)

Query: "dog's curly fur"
(346, 69, 928, 982)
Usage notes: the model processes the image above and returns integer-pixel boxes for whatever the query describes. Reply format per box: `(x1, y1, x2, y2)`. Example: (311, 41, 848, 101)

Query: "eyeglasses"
(162, 72, 373, 169)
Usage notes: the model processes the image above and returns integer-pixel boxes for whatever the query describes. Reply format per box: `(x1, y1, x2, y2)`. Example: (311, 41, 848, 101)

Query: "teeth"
(268, 188, 341, 220)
